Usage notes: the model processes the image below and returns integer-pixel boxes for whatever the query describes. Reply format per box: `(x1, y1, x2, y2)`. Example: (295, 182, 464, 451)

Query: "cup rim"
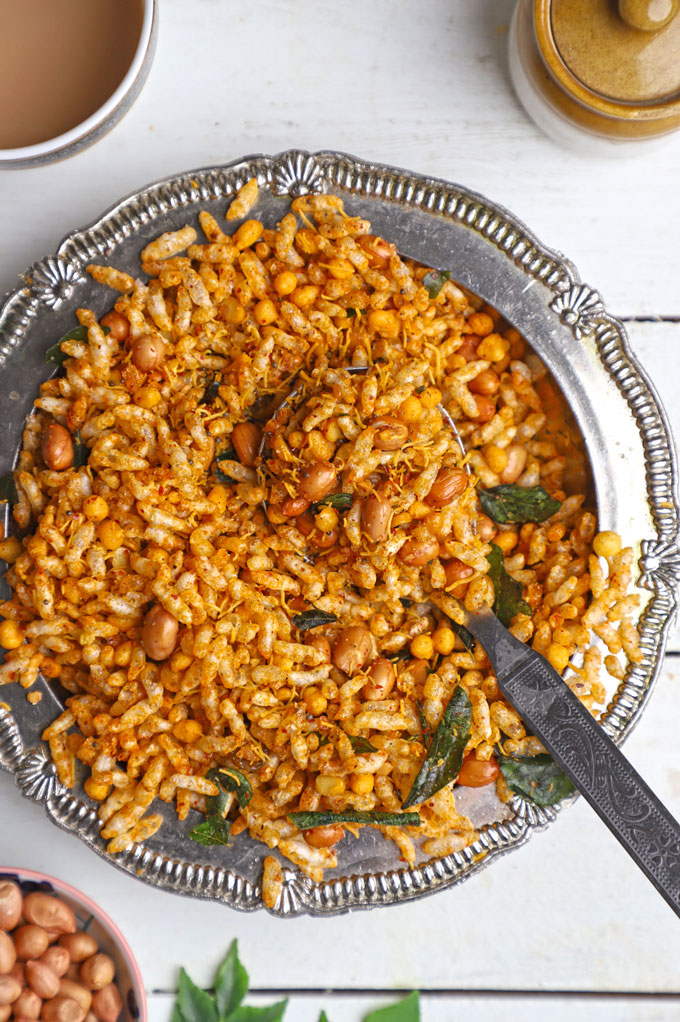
(0, 0, 155, 161)
(0, 864, 148, 1022)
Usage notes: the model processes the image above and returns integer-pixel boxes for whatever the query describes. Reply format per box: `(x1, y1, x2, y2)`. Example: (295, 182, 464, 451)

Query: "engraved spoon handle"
(464, 608, 680, 918)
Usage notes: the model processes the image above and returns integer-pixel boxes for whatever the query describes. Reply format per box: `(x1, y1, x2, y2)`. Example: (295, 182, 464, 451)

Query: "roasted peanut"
(142, 605, 179, 661)
(368, 416, 408, 452)
(231, 422, 262, 467)
(470, 394, 495, 422)
(281, 496, 311, 517)
(14, 926, 50, 962)
(130, 335, 164, 372)
(26, 961, 60, 1000)
(361, 494, 391, 541)
(0, 882, 22, 931)
(398, 535, 439, 567)
(40, 948, 71, 978)
(361, 658, 395, 700)
(474, 513, 497, 541)
(297, 461, 337, 502)
(13, 988, 42, 1019)
(23, 894, 75, 937)
(303, 824, 344, 848)
(57, 934, 97, 965)
(499, 444, 528, 484)
(332, 626, 373, 675)
(443, 558, 474, 590)
(79, 956, 114, 993)
(468, 369, 499, 396)
(42, 996, 86, 1022)
(0, 976, 20, 1006)
(356, 234, 393, 268)
(306, 635, 331, 663)
(457, 753, 500, 787)
(90, 984, 122, 1022)
(59, 981, 91, 1013)
(0, 932, 15, 974)
(425, 468, 468, 509)
(41, 424, 74, 471)
(99, 312, 129, 342)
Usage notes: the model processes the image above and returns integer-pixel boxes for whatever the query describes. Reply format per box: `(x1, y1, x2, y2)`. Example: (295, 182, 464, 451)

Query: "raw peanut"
(297, 461, 336, 502)
(231, 422, 262, 467)
(457, 753, 500, 787)
(64, 965, 80, 982)
(59, 981, 91, 1013)
(12, 988, 42, 1019)
(79, 956, 114, 993)
(42, 996, 86, 1022)
(142, 605, 178, 661)
(130, 335, 164, 373)
(57, 935, 96, 966)
(91, 985, 122, 1022)
(0, 976, 20, 1006)
(0, 881, 22, 930)
(425, 468, 468, 509)
(303, 825, 344, 848)
(361, 658, 395, 701)
(368, 416, 408, 452)
(41, 424, 74, 471)
(40, 948, 71, 978)
(99, 312, 129, 341)
(0, 1007, 10, 1022)
(332, 626, 373, 675)
(23, 896, 75, 938)
(26, 961, 60, 999)
(398, 535, 439, 567)
(14, 926, 50, 961)
(8, 964, 25, 985)
(360, 494, 391, 541)
(0, 931, 15, 974)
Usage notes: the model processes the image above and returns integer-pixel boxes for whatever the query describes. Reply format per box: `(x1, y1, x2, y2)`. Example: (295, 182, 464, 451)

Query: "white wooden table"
(1, 2, 680, 1018)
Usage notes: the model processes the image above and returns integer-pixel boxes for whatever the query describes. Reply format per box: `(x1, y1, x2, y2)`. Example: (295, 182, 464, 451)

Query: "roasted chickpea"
(99, 312, 129, 341)
(297, 461, 336, 502)
(231, 422, 262, 467)
(41, 424, 74, 471)
(361, 493, 391, 541)
(130, 334, 164, 372)
(457, 753, 500, 787)
(425, 468, 468, 509)
(361, 658, 395, 700)
(332, 626, 373, 675)
(303, 824, 345, 848)
(141, 605, 179, 661)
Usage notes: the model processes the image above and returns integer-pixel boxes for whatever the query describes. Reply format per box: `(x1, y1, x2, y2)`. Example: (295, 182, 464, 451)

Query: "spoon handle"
(464, 609, 680, 918)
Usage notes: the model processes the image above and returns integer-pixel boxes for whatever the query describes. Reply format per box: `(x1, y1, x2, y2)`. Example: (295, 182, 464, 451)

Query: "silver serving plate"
(0, 150, 678, 916)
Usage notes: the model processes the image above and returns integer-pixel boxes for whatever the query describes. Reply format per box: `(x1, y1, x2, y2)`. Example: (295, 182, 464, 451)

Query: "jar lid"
(538, 0, 680, 106)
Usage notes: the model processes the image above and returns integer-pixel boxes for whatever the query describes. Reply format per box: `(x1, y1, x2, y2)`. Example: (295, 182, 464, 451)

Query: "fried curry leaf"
(450, 621, 475, 652)
(363, 991, 421, 1022)
(385, 648, 411, 663)
(0, 472, 18, 505)
(478, 484, 562, 525)
(210, 766, 253, 810)
(399, 597, 413, 608)
(486, 542, 531, 627)
(402, 686, 472, 809)
(312, 492, 353, 513)
(187, 817, 232, 847)
(73, 432, 89, 469)
(45, 325, 109, 364)
(292, 609, 338, 631)
(289, 810, 421, 829)
(348, 735, 378, 754)
(416, 703, 432, 746)
(200, 378, 221, 405)
(499, 754, 575, 806)
(422, 269, 452, 299)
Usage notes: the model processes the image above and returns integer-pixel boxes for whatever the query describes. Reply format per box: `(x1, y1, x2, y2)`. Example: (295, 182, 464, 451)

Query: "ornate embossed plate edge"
(0, 149, 677, 916)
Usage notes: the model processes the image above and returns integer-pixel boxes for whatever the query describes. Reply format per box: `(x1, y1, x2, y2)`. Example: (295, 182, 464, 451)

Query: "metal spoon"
(257, 366, 680, 915)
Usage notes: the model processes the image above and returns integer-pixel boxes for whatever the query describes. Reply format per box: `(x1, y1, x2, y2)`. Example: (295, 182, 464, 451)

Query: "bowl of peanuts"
(0, 869, 145, 1022)
(0, 150, 677, 916)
